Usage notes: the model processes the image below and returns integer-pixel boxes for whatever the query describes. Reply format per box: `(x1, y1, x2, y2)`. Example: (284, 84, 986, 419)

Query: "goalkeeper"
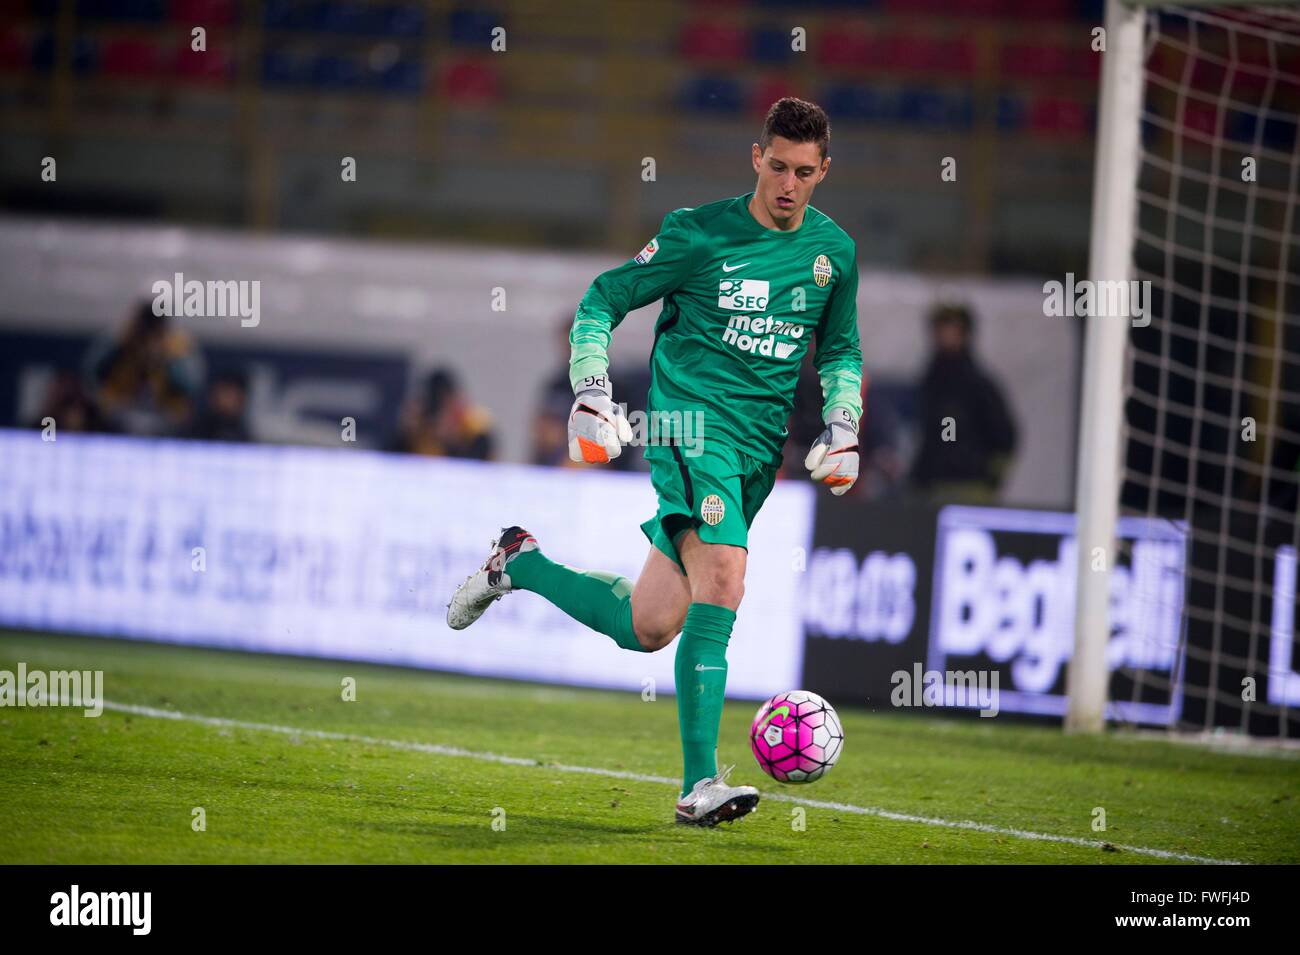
(447, 98, 863, 827)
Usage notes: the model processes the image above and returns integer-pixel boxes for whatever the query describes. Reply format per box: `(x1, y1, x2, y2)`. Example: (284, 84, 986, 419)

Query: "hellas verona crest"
(700, 494, 726, 526)
(813, 254, 832, 288)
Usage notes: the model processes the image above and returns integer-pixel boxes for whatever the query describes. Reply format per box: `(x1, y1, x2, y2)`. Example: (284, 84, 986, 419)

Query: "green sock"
(675, 602, 735, 796)
(507, 549, 645, 652)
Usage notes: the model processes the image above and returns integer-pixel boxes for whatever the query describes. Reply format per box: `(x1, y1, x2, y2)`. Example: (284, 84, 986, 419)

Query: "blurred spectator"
(27, 369, 109, 435)
(190, 370, 252, 443)
(394, 367, 494, 459)
(909, 303, 1018, 503)
(85, 300, 203, 436)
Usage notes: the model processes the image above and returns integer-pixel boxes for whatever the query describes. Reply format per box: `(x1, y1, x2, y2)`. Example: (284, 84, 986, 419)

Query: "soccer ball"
(749, 690, 843, 783)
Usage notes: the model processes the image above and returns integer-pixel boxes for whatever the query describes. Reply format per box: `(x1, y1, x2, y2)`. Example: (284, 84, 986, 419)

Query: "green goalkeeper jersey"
(569, 192, 863, 468)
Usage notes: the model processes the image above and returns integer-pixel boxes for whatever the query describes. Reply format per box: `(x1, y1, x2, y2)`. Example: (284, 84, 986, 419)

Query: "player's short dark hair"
(759, 98, 830, 160)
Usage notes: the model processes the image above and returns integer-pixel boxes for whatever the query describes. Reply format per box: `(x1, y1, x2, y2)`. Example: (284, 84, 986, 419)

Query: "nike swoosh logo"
(757, 703, 791, 731)
(721, 261, 750, 272)
(695, 664, 725, 671)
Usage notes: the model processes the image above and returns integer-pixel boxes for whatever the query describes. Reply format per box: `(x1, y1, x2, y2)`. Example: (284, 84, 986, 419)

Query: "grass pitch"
(1, 630, 1296, 864)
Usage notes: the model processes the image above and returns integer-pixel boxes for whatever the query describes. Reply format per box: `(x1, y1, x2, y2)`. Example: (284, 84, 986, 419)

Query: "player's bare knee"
(637, 624, 676, 652)
(691, 568, 744, 610)
(632, 610, 677, 652)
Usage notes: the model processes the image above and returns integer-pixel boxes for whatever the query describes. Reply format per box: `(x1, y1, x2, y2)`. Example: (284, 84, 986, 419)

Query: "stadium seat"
(680, 21, 748, 63)
(381, 5, 425, 38)
(168, 0, 236, 26)
(375, 55, 422, 94)
(441, 58, 502, 104)
(815, 29, 881, 69)
(680, 76, 744, 114)
(898, 87, 974, 129)
(76, 0, 165, 22)
(938, 37, 978, 75)
(1076, 0, 1105, 21)
(263, 0, 306, 31)
(0, 28, 30, 72)
(262, 48, 309, 87)
(100, 37, 166, 78)
(449, 8, 501, 47)
(752, 28, 795, 65)
(995, 92, 1028, 131)
(1028, 95, 1091, 138)
(1072, 46, 1101, 78)
(751, 0, 812, 8)
(309, 53, 365, 91)
(1001, 42, 1071, 78)
(318, 3, 379, 35)
(31, 32, 54, 71)
(882, 34, 952, 73)
(1190, 58, 1228, 94)
(821, 83, 895, 123)
(1262, 115, 1297, 152)
(751, 76, 801, 116)
(1179, 101, 1219, 140)
(963, 0, 1009, 15)
(881, 0, 929, 13)
(76, 36, 102, 75)
(28, 31, 100, 75)
(173, 39, 232, 84)
(1005, 0, 1074, 20)
(1224, 108, 1259, 144)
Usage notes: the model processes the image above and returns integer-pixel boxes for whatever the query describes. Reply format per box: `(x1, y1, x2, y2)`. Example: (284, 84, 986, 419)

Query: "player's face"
(750, 136, 830, 227)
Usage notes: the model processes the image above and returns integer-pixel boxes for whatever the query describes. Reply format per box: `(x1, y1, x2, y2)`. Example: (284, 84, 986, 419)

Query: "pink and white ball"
(750, 690, 844, 783)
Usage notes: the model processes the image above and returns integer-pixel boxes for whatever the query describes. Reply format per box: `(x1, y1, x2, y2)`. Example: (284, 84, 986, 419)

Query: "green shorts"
(638, 443, 780, 573)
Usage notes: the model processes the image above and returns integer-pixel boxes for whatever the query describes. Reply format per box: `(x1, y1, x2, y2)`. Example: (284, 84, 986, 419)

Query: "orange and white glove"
(804, 409, 860, 495)
(568, 373, 633, 464)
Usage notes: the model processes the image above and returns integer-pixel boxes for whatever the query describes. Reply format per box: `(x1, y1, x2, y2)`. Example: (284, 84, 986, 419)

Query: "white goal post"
(1068, 0, 1147, 734)
(1070, 0, 1300, 736)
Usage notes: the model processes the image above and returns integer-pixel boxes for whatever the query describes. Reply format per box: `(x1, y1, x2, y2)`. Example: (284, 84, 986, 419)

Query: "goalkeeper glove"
(568, 373, 633, 464)
(804, 409, 860, 495)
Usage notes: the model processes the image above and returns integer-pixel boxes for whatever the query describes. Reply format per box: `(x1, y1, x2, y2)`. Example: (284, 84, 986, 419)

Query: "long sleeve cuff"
(819, 364, 863, 426)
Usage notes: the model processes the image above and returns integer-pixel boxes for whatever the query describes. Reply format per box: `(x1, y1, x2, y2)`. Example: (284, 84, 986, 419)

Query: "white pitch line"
(102, 700, 1243, 865)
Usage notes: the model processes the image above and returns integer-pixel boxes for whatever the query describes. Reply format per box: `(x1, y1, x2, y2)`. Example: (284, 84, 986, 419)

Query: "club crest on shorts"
(813, 254, 832, 288)
(700, 494, 725, 526)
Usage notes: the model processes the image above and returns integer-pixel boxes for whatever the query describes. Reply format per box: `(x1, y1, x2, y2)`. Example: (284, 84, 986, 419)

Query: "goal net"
(1116, 2, 1300, 739)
